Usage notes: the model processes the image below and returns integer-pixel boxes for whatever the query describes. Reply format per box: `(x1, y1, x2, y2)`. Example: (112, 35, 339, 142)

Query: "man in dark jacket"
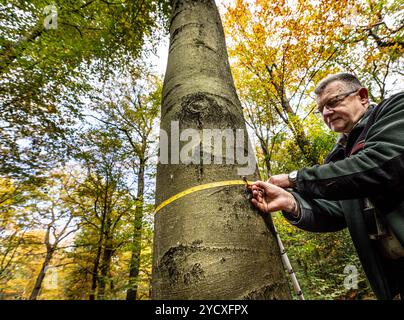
(250, 73, 404, 300)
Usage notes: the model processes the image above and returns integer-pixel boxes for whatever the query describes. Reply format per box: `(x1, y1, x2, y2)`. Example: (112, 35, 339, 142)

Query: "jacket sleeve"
(282, 192, 346, 232)
(296, 92, 404, 200)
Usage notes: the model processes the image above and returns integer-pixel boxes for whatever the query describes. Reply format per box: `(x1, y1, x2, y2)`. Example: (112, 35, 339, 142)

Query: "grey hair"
(314, 73, 363, 96)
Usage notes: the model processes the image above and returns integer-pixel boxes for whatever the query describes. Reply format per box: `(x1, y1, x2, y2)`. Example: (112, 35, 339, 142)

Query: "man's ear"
(358, 87, 369, 105)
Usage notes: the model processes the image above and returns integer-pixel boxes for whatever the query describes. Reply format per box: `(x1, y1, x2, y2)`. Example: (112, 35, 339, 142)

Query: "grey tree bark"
(152, 0, 291, 299)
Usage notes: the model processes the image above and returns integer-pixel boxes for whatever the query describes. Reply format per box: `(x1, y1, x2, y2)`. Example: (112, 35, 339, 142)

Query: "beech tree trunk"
(152, 0, 291, 299)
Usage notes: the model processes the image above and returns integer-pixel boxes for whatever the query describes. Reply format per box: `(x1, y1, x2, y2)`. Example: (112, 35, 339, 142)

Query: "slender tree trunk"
(265, 65, 319, 166)
(126, 157, 146, 300)
(98, 225, 113, 300)
(89, 238, 103, 300)
(29, 249, 53, 300)
(152, 0, 291, 299)
(287, 113, 319, 166)
(278, 87, 319, 166)
(29, 226, 55, 300)
(89, 182, 109, 300)
(257, 137, 272, 176)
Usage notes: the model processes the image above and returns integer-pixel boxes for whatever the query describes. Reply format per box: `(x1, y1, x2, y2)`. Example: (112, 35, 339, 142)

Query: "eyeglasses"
(315, 89, 359, 115)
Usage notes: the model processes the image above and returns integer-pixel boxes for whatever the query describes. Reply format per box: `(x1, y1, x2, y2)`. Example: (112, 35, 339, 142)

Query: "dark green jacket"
(283, 92, 404, 299)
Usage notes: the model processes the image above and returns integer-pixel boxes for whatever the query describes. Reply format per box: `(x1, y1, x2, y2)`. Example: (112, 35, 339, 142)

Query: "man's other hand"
(267, 174, 292, 188)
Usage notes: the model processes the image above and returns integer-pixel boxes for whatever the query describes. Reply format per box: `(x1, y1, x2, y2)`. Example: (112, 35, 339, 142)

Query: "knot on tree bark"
(179, 92, 239, 128)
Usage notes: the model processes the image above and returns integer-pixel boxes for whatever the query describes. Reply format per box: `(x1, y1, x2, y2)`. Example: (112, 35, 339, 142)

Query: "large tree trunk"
(152, 0, 291, 299)
(126, 156, 146, 300)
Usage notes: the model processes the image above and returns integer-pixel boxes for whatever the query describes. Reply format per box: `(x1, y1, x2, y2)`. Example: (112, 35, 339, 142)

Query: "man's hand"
(250, 181, 299, 216)
(267, 174, 292, 188)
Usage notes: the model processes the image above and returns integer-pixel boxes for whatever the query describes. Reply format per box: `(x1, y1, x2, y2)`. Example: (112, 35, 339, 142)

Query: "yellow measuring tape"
(154, 178, 252, 214)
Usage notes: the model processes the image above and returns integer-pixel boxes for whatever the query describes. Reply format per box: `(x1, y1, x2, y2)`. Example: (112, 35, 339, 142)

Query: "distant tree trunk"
(98, 221, 113, 300)
(89, 224, 104, 300)
(256, 134, 274, 176)
(29, 226, 54, 300)
(89, 178, 109, 300)
(260, 142, 272, 175)
(89, 232, 103, 300)
(126, 152, 146, 300)
(152, 0, 291, 299)
(29, 251, 53, 300)
(264, 65, 319, 166)
(287, 113, 319, 166)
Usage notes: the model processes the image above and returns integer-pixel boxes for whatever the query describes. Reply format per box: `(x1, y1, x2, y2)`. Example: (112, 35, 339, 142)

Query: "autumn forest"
(0, 0, 403, 300)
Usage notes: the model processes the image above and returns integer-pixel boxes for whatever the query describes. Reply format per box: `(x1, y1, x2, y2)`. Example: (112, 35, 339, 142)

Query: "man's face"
(317, 81, 369, 133)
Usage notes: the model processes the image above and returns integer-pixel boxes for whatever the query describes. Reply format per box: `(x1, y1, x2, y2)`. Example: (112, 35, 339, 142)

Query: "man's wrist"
(288, 170, 298, 188)
(287, 194, 300, 218)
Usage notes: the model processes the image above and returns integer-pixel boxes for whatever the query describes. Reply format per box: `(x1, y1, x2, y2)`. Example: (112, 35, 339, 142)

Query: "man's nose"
(322, 107, 333, 117)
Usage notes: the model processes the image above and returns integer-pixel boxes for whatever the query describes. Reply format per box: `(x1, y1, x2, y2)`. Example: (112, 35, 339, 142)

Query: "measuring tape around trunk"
(154, 179, 252, 214)
(154, 176, 304, 299)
